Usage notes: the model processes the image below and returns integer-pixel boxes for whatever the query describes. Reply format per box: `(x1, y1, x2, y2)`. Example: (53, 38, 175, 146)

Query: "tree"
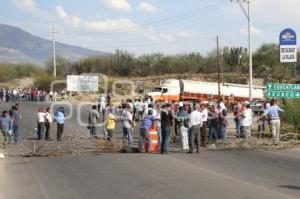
(223, 46, 248, 73)
(46, 56, 70, 76)
(253, 43, 292, 83)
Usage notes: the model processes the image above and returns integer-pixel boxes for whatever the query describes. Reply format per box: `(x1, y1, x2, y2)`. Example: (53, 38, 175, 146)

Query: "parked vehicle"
(147, 79, 265, 103)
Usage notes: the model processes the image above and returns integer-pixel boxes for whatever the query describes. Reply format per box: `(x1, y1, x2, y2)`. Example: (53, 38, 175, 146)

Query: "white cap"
(179, 102, 184, 107)
(244, 101, 249, 104)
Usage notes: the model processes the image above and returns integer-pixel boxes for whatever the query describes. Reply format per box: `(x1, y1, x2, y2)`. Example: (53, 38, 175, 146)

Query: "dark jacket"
(160, 110, 173, 127)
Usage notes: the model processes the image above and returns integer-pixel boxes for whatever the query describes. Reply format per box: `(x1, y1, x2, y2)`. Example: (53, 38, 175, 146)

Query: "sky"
(1, 0, 300, 56)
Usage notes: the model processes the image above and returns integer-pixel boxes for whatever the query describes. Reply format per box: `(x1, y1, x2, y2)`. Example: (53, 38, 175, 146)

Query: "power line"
(96, 0, 229, 34)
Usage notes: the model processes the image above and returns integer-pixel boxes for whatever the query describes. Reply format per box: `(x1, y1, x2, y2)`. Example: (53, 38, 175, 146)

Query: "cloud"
(100, 0, 132, 11)
(56, 5, 136, 31)
(253, 0, 300, 21)
(11, 0, 47, 17)
(84, 19, 136, 32)
(138, 2, 161, 13)
(143, 27, 198, 42)
(227, 0, 300, 25)
(239, 25, 264, 37)
(56, 6, 83, 27)
(56, 5, 197, 43)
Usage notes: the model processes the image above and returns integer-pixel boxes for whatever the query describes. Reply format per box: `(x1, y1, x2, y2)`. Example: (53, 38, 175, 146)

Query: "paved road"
(0, 102, 300, 199)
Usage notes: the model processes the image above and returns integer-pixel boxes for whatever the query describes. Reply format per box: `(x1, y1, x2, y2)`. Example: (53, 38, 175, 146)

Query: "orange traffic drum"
(145, 127, 160, 153)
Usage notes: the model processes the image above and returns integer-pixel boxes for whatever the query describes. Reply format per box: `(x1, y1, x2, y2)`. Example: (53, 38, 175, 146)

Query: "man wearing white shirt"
(188, 104, 202, 153)
(240, 103, 252, 143)
(200, 102, 208, 147)
(98, 95, 106, 121)
(143, 104, 158, 119)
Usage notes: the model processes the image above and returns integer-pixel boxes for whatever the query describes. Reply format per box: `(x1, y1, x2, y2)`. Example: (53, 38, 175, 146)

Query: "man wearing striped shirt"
(139, 109, 155, 152)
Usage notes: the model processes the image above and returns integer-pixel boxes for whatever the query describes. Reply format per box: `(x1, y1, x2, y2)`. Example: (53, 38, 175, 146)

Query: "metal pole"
(217, 35, 221, 99)
(247, 0, 253, 101)
(231, 0, 253, 101)
(52, 26, 57, 78)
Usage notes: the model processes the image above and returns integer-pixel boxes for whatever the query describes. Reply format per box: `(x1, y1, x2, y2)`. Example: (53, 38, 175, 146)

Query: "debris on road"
(212, 138, 300, 151)
(20, 136, 123, 157)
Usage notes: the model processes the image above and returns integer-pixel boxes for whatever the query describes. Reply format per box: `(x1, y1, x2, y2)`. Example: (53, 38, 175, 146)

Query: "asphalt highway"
(0, 101, 299, 199)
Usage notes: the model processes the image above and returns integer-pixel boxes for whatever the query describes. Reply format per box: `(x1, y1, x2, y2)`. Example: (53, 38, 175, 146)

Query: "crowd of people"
(0, 88, 69, 102)
(90, 96, 284, 154)
(0, 93, 284, 159)
(0, 104, 21, 145)
(0, 104, 66, 158)
(36, 106, 66, 141)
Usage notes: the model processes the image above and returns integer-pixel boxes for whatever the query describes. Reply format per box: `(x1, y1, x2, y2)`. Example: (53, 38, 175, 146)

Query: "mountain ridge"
(0, 24, 108, 66)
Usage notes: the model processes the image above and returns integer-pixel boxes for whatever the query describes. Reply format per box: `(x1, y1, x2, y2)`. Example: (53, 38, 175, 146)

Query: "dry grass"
(0, 77, 34, 89)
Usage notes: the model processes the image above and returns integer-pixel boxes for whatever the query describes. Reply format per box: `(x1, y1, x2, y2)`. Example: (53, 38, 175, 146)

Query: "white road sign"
(279, 28, 297, 63)
(67, 75, 98, 92)
(280, 45, 297, 63)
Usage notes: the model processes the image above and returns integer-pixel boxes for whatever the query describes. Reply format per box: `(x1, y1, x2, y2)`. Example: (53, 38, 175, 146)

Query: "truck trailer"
(146, 79, 265, 102)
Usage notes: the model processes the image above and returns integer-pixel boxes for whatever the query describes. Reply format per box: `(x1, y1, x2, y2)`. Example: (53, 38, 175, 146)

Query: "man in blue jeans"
(122, 105, 133, 147)
(233, 101, 242, 138)
(0, 110, 12, 144)
(160, 103, 173, 154)
(12, 106, 21, 143)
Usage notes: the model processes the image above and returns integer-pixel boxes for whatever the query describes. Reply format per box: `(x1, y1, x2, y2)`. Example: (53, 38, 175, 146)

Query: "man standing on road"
(188, 104, 202, 153)
(233, 100, 243, 138)
(49, 90, 54, 101)
(133, 98, 139, 121)
(240, 103, 252, 143)
(88, 105, 99, 138)
(122, 105, 134, 147)
(137, 99, 144, 121)
(208, 104, 218, 147)
(0, 110, 12, 144)
(98, 95, 106, 121)
(0, 111, 11, 159)
(11, 106, 21, 143)
(54, 107, 66, 141)
(160, 103, 173, 154)
(105, 107, 116, 140)
(265, 99, 284, 144)
(45, 107, 53, 141)
(200, 102, 208, 147)
(217, 103, 228, 141)
(37, 107, 46, 140)
(176, 103, 189, 152)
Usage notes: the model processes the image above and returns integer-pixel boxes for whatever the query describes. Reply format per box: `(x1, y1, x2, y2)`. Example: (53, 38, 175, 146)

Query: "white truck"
(146, 79, 265, 102)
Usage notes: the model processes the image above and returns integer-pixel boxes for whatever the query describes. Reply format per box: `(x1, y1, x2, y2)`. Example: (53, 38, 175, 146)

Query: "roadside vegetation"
(282, 99, 300, 134)
(1, 43, 299, 85)
(0, 63, 43, 82)
(67, 43, 299, 82)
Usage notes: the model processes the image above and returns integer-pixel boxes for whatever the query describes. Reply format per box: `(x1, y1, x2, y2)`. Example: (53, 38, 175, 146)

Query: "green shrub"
(34, 73, 55, 91)
(282, 99, 300, 133)
(0, 63, 43, 82)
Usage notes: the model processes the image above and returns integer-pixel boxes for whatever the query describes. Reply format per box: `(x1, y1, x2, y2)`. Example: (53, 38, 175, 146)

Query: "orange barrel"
(145, 127, 160, 153)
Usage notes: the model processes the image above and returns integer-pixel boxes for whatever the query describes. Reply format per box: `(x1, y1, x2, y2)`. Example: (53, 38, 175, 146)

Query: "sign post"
(279, 28, 297, 63)
(266, 83, 300, 98)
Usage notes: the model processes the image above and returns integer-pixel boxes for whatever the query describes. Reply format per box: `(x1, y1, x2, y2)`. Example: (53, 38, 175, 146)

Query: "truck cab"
(146, 80, 181, 102)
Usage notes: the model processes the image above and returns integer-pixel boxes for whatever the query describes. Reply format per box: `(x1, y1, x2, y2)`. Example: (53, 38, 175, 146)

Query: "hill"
(0, 24, 108, 66)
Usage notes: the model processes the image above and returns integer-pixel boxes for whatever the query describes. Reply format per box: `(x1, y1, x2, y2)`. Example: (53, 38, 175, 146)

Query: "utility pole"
(217, 35, 221, 99)
(231, 0, 253, 101)
(50, 26, 58, 78)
